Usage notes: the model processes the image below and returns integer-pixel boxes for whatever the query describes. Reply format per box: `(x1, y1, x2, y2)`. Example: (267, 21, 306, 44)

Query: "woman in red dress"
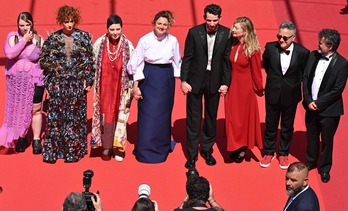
(91, 15, 134, 161)
(225, 17, 264, 162)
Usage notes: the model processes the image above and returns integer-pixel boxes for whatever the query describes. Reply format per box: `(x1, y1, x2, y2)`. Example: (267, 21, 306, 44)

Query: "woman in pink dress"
(0, 12, 44, 154)
(225, 17, 264, 162)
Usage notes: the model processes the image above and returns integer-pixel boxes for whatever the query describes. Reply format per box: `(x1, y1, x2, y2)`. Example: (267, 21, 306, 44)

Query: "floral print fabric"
(39, 29, 95, 163)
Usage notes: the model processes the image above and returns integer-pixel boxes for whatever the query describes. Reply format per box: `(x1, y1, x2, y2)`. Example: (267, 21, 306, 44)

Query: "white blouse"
(127, 31, 181, 81)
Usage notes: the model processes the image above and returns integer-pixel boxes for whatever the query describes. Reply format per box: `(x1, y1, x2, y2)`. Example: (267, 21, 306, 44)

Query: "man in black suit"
(284, 162, 319, 211)
(302, 29, 348, 183)
(181, 4, 231, 168)
(261, 21, 310, 169)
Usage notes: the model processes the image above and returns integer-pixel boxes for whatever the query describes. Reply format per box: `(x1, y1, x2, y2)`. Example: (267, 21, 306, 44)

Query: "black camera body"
(82, 170, 97, 211)
(186, 167, 199, 179)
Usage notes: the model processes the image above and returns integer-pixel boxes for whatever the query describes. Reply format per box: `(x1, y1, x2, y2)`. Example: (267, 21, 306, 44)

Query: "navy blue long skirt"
(134, 62, 175, 163)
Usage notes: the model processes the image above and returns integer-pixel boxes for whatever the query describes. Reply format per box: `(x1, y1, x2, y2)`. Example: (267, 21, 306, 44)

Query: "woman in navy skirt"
(127, 10, 181, 163)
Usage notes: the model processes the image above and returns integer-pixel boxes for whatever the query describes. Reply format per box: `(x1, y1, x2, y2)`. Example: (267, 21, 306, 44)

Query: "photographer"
(131, 198, 159, 211)
(91, 192, 103, 211)
(63, 192, 102, 211)
(132, 184, 159, 211)
(175, 176, 224, 211)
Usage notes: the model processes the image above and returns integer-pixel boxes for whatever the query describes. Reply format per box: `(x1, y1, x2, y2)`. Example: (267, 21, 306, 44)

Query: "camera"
(186, 167, 199, 179)
(82, 170, 97, 211)
(138, 184, 151, 199)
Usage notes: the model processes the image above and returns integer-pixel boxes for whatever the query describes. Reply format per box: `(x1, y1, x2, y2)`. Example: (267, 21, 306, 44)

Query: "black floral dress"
(39, 29, 95, 163)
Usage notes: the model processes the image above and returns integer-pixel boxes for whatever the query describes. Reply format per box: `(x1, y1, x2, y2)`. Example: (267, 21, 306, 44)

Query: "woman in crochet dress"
(0, 12, 44, 154)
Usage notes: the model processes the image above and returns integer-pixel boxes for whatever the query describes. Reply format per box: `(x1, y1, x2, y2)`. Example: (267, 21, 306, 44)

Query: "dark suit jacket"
(284, 186, 319, 211)
(263, 42, 309, 106)
(302, 51, 348, 117)
(181, 23, 231, 94)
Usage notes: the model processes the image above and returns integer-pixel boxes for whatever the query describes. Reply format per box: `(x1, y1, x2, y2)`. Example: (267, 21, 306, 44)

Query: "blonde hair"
(232, 16, 261, 58)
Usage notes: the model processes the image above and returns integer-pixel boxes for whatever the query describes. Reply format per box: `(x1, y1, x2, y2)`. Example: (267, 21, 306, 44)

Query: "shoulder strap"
(14, 35, 19, 44)
(36, 36, 41, 47)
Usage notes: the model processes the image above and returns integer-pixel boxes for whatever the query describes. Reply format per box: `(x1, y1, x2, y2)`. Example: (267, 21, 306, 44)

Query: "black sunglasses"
(276, 34, 294, 41)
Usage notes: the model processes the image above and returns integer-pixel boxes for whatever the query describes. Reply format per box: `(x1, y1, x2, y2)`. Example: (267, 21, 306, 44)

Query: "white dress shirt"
(311, 53, 333, 100)
(280, 43, 294, 75)
(206, 32, 216, 71)
(127, 31, 181, 81)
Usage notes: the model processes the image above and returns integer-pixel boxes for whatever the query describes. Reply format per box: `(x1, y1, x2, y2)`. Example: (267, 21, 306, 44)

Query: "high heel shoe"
(229, 148, 245, 163)
(15, 137, 29, 153)
(101, 149, 113, 161)
(32, 139, 43, 154)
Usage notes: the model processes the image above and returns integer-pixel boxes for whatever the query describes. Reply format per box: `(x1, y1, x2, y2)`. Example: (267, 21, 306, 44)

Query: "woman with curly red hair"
(39, 5, 95, 163)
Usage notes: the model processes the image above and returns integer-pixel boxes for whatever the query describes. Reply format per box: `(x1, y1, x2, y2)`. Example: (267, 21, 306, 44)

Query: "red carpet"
(0, 0, 348, 210)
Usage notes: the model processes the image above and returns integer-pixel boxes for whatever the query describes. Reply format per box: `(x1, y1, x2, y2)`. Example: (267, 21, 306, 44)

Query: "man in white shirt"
(302, 29, 348, 183)
(261, 21, 309, 169)
(180, 4, 231, 168)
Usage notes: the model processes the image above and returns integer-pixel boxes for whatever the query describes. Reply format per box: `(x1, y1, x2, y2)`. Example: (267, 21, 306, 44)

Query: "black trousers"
(305, 111, 340, 173)
(186, 72, 220, 159)
(263, 101, 298, 156)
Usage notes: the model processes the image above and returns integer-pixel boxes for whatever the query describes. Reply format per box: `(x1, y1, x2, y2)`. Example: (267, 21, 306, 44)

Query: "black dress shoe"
(185, 157, 197, 169)
(306, 163, 316, 171)
(32, 139, 43, 154)
(229, 148, 245, 163)
(15, 137, 29, 153)
(201, 151, 216, 166)
(320, 172, 330, 183)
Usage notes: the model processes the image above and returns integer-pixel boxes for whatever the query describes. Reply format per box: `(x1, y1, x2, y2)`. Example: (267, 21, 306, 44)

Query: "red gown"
(225, 43, 263, 151)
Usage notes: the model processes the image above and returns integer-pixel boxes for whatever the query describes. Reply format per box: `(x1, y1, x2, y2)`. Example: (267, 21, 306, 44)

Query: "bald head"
(285, 162, 309, 196)
(287, 162, 309, 176)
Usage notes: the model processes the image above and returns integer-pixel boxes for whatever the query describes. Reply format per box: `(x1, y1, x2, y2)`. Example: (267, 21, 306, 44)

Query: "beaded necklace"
(106, 36, 123, 61)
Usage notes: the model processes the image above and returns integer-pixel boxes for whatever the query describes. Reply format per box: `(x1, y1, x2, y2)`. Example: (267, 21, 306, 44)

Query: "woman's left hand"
(133, 87, 143, 100)
(84, 86, 92, 92)
(255, 90, 264, 97)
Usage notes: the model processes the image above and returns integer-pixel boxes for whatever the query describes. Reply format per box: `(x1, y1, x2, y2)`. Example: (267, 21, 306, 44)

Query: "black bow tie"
(279, 48, 290, 55)
(320, 55, 330, 61)
(207, 30, 216, 35)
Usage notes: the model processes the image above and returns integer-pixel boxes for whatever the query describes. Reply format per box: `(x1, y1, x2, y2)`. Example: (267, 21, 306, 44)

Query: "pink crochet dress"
(0, 31, 43, 148)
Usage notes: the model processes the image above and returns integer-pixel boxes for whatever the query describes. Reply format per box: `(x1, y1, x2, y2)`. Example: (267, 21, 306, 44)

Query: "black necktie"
(279, 48, 290, 55)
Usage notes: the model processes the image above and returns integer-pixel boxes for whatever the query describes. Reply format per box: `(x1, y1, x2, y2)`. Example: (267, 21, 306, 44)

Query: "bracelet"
(209, 200, 216, 204)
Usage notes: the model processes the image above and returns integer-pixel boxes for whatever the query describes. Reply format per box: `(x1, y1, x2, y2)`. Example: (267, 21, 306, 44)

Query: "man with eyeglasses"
(302, 29, 348, 183)
(261, 21, 309, 169)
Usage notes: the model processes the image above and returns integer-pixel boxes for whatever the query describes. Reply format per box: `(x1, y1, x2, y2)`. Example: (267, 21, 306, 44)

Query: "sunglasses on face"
(276, 34, 294, 41)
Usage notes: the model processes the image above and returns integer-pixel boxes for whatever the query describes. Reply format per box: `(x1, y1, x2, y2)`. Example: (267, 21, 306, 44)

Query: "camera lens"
(138, 184, 151, 198)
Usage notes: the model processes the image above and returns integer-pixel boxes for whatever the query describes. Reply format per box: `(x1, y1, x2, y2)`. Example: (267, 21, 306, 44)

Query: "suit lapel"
(199, 25, 208, 56)
(306, 52, 321, 94)
(213, 28, 225, 54)
(286, 44, 298, 75)
(273, 42, 283, 74)
(319, 52, 337, 92)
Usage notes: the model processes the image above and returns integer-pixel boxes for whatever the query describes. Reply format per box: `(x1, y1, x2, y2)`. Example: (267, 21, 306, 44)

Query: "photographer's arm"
(208, 184, 224, 211)
(91, 193, 102, 211)
(152, 200, 159, 211)
(178, 195, 189, 209)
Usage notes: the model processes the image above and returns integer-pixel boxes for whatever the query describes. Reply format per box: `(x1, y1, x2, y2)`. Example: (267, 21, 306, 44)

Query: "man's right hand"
(181, 81, 192, 95)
